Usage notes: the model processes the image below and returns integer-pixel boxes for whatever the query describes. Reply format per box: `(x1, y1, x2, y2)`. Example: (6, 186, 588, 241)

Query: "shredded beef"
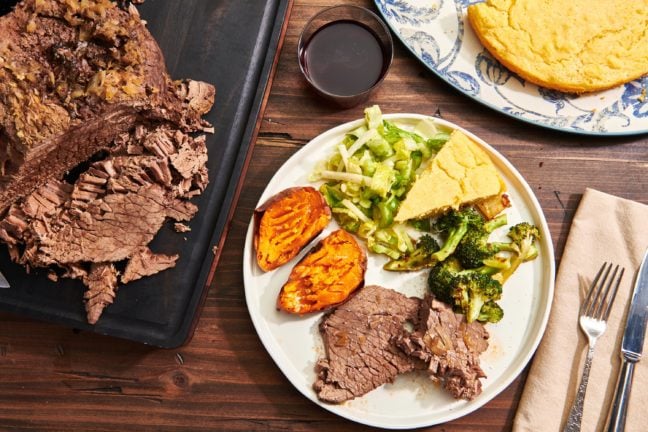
(173, 223, 191, 233)
(121, 247, 178, 284)
(0, 122, 210, 324)
(396, 295, 489, 400)
(83, 263, 118, 325)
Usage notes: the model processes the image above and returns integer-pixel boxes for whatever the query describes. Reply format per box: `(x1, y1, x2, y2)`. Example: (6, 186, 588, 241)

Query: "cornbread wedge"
(395, 130, 505, 222)
(467, 0, 648, 93)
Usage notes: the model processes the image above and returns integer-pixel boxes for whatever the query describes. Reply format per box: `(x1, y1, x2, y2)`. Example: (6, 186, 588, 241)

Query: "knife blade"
(0, 270, 9, 288)
(606, 248, 648, 432)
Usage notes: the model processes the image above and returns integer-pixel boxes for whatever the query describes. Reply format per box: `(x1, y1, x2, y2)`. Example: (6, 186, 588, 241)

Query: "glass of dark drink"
(298, 5, 394, 108)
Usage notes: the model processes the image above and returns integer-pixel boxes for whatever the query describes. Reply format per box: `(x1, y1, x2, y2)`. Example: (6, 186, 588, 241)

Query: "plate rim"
(243, 113, 556, 428)
(373, 0, 648, 137)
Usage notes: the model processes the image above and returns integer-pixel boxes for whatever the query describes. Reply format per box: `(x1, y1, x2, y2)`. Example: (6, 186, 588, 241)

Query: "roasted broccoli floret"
(431, 207, 483, 262)
(427, 257, 504, 323)
(409, 218, 431, 232)
(494, 222, 540, 284)
(453, 272, 503, 323)
(478, 300, 504, 323)
(454, 213, 509, 268)
(427, 257, 464, 304)
(508, 222, 540, 260)
(383, 234, 440, 271)
(427, 218, 540, 324)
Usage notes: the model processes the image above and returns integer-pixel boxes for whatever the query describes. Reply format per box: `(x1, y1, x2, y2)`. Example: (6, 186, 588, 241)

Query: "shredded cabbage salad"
(310, 105, 450, 260)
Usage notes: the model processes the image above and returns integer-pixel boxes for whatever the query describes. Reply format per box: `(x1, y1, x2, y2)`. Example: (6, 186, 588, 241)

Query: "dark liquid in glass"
(301, 20, 387, 96)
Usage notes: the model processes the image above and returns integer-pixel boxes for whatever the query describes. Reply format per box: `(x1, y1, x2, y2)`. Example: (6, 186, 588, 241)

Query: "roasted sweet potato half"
(277, 229, 367, 314)
(254, 186, 331, 272)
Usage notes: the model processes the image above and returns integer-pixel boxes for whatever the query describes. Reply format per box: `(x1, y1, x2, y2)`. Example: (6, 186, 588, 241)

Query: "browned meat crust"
(0, 0, 215, 210)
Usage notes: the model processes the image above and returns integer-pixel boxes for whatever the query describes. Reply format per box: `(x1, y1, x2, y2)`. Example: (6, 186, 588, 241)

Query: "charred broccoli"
(427, 257, 504, 323)
(494, 222, 540, 284)
(478, 301, 504, 323)
(427, 257, 464, 304)
(431, 207, 483, 262)
(385, 207, 485, 271)
(426, 210, 541, 324)
(454, 272, 503, 323)
(454, 213, 509, 268)
(383, 234, 440, 271)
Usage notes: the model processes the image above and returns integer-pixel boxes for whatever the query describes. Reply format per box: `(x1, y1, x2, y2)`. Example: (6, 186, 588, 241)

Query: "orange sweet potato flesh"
(277, 229, 367, 314)
(254, 186, 331, 272)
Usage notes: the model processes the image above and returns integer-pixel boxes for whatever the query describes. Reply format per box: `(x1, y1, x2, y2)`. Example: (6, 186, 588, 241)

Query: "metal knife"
(606, 248, 648, 432)
(0, 270, 9, 288)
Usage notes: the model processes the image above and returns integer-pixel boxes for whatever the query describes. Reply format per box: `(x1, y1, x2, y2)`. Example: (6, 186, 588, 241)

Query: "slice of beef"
(0, 123, 210, 323)
(396, 295, 489, 400)
(313, 285, 423, 404)
(2, 145, 200, 268)
(36, 182, 194, 266)
(83, 262, 118, 325)
(121, 247, 178, 284)
(0, 0, 214, 212)
(173, 223, 191, 233)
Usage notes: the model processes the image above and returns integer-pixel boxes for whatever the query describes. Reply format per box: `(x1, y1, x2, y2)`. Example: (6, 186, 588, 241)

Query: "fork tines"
(582, 262, 625, 320)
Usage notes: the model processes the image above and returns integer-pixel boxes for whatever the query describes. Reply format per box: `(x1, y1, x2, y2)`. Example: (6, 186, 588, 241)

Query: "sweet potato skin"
(254, 186, 331, 272)
(277, 229, 367, 314)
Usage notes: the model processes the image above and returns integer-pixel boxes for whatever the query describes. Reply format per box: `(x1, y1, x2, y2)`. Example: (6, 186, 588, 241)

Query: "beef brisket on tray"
(0, 0, 215, 324)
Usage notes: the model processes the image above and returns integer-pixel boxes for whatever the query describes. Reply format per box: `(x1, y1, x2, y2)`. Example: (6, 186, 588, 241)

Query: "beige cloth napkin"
(514, 188, 648, 432)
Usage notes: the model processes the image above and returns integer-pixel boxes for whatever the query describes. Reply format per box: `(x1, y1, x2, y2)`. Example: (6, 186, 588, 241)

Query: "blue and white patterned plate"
(374, 0, 648, 136)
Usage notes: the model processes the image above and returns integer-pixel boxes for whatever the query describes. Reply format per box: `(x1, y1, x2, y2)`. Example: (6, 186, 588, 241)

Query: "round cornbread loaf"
(467, 0, 648, 93)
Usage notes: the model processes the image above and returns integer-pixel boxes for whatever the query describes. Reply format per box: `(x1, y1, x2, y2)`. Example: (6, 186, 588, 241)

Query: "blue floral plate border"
(374, 0, 648, 136)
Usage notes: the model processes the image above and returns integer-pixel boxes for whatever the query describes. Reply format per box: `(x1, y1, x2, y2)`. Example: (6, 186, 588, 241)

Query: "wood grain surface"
(1, 0, 647, 431)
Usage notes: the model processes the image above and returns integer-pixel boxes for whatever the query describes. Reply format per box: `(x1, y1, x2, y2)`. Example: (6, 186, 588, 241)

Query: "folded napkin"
(514, 188, 648, 432)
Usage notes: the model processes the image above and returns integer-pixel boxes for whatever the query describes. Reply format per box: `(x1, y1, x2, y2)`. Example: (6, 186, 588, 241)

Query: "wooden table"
(1, 1, 646, 430)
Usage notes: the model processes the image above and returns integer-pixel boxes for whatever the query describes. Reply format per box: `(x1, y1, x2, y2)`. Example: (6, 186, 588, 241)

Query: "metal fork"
(563, 262, 625, 432)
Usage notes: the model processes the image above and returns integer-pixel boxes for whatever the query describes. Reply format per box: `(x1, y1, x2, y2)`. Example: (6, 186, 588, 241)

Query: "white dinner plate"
(243, 114, 555, 429)
(374, 0, 648, 136)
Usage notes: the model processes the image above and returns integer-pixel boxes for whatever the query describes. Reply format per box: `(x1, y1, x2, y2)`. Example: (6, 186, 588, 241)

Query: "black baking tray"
(0, 0, 291, 348)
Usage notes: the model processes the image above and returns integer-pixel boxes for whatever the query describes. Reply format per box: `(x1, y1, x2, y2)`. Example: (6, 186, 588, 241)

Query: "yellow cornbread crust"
(467, 0, 648, 94)
(394, 130, 505, 222)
